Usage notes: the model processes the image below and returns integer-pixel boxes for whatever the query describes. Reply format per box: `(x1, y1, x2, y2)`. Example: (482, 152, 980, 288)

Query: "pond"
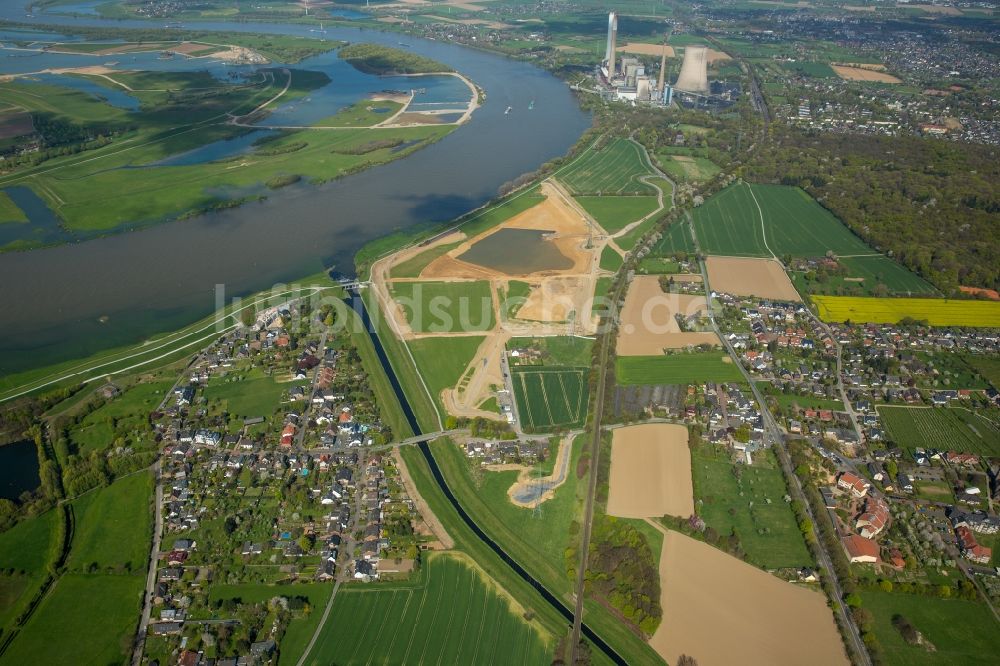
(458, 228, 573, 274)
(0, 440, 40, 501)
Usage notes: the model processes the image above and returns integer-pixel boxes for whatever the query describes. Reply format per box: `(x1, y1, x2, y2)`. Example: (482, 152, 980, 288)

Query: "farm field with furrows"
(302, 553, 553, 666)
(511, 366, 589, 431)
(559, 138, 656, 195)
(650, 221, 696, 256)
(693, 183, 876, 257)
(877, 406, 1000, 455)
(616, 352, 744, 385)
(812, 296, 1000, 327)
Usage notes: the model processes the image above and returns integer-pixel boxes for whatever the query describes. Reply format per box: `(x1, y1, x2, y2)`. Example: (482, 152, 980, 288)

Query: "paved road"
(692, 229, 872, 666)
(132, 460, 163, 666)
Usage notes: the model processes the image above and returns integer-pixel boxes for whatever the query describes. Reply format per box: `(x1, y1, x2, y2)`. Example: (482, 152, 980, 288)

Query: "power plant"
(600, 11, 668, 104)
(594, 11, 737, 110)
(674, 45, 709, 94)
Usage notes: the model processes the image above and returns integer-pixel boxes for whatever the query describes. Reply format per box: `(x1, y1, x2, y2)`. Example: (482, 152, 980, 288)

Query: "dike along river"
(0, 4, 589, 374)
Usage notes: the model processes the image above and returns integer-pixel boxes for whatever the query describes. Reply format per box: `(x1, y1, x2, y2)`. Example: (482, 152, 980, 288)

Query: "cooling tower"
(674, 45, 709, 93)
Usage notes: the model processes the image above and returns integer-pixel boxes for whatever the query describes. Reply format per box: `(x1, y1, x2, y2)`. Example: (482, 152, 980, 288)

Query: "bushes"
(338, 43, 452, 75)
(331, 138, 406, 155)
(266, 174, 301, 189)
(579, 514, 662, 637)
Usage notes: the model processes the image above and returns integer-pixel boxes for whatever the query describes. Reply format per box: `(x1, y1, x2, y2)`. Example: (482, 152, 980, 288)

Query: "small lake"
(0, 186, 79, 248)
(0, 440, 40, 501)
(458, 229, 573, 274)
(153, 129, 272, 167)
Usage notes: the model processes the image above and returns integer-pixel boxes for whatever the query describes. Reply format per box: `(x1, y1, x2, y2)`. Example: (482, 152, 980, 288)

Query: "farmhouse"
(955, 525, 992, 565)
(855, 496, 890, 539)
(836, 472, 870, 498)
(842, 534, 880, 564)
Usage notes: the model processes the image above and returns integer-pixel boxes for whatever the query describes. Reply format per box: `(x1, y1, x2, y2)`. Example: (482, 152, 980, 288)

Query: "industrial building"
(595, 11, 738, 111)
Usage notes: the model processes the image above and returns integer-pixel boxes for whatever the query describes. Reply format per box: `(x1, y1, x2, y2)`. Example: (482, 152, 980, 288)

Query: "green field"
(0, 510, 58, 629)
(965, 354, 1000, 390)
(431, 438, 581, 596)
(812, 296, 1000, 327)
(860, 589, 1000, 666)
(0, 192, 26, 224)
(655, 154, 721, 183)
(202, 370, 306, 421)
(616, 352, 744, 385)
(878, 406, 1000, 455)
(406, 335, 484, 423)
(575, 196, 659, 234)
(509, 335, 593, 367)
(1, 573, 143, 666)
(389, 241, 462, 279)
(302, 553, 553, 666)
(0, 70, 451, 237)
(650, 221, 696, 256)
(313, 99, 404, 127)
(600, 245, 623, 272)
(208, 582, 332, 665)
(792, 255, 937, 297)
(0, 509, 57, 574)
(70, 379, 174, 454)
(512, 366, 589, 431)
(68, 471, 153, 573)
(692, 447, 812, 569)
(501, 280, 533, 320)
(780, 61, 836, 78)
(559, 138, 656, 195)
(391, 281, 495, 333)
(692, 183, 875, 257)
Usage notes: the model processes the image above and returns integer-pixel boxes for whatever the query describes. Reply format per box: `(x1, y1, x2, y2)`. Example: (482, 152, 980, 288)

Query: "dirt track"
(393, 447, 454, 549)
(607, 424, 694, 518)
(705, 256, 802, 301)
(649, 527, 849, 666)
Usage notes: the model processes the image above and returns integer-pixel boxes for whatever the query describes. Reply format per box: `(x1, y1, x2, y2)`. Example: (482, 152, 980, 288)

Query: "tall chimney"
(657, 38, 668, 92)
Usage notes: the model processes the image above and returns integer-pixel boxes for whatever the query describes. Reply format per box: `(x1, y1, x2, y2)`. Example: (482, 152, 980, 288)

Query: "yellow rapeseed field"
(812, 296, 1000, 327)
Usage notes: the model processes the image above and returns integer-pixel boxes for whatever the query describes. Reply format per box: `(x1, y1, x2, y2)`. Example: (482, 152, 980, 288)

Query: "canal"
(347, 289, 625, 665)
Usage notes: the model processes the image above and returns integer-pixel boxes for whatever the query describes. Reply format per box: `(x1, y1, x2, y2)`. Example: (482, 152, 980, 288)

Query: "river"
(0, 3, 589, 375)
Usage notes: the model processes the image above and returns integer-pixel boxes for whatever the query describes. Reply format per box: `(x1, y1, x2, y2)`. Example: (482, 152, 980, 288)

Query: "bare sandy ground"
(831, 65, 901, 83)
(706, 256, 802, 302)
(836, 62, 888, 71)
(484, 434, 573, 508)
(607, 424, 694, 518)
(705, 48, 732, 64)
(617, 42, 675, 57)
(616, 276, 719, 355)
(393, 447, 454, 549)
(650, 527, 849, 666)
(516, 276, 595, 323)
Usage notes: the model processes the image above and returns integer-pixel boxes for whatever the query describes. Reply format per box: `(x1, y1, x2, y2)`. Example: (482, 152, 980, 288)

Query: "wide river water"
(0, 3, 589, 374)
